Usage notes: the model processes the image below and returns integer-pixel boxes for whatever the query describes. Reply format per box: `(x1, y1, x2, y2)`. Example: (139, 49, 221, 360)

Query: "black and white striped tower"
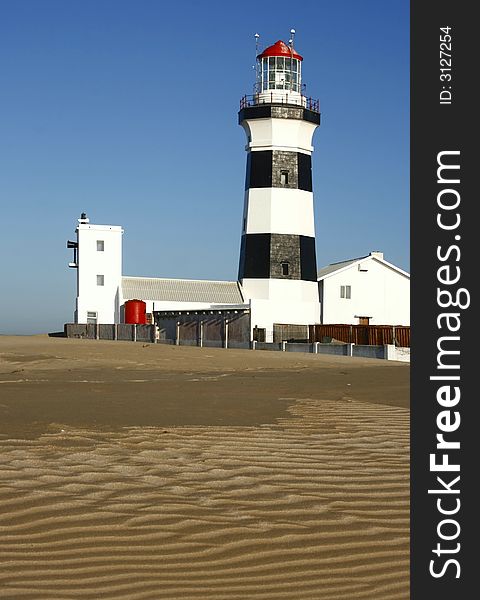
(238, 36, 321, 340)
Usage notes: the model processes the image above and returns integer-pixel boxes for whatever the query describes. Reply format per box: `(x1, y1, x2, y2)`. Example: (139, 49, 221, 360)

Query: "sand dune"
(0, 336, 409, 599)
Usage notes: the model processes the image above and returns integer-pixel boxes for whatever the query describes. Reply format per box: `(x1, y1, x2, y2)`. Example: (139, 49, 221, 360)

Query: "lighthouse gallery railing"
(239, 94, 320, 113)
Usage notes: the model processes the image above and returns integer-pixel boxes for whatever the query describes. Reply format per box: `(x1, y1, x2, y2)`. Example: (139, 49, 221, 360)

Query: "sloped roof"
(317, 254, 410, 281)
(122, 276, 244, 304)
(317, 257, 366, 279)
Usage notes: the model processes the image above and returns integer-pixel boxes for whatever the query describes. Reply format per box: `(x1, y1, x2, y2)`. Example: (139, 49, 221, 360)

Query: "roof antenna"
(289, 28, 296, 48)
(253, 33, 260, 88)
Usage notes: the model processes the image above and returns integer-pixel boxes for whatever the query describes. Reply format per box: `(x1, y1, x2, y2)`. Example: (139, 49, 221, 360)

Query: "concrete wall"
(352, 344, 385, 359)
(252, 342, 410, 362)
(393, 346, 411, 362)
(320, 257, 410, 325)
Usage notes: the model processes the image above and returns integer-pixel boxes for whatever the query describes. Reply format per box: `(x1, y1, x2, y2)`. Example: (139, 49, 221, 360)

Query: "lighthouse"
(238, 34, 321, 341)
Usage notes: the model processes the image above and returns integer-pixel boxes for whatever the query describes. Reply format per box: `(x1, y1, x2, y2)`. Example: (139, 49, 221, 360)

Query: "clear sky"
(0, 0, 409, 334)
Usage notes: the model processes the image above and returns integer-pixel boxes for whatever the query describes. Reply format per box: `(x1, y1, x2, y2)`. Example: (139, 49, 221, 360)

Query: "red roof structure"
(257, 40, 303, 61)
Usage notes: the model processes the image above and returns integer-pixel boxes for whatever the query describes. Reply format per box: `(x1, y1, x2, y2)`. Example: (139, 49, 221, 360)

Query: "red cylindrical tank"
(124, 299, 147, 324)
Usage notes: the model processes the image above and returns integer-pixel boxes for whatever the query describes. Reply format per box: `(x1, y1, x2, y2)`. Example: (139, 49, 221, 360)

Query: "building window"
(87, 311, 98, 324)
(260, 56, 301, 92)
(281, 262, 289, 276)
(97, 274, 105, 286)
(97, 240, 104, 251)
(340, 285, 351, 299)
(280, 170, 289, 185)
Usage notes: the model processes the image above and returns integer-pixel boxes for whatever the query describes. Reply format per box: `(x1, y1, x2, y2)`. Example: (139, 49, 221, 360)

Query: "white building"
(317, 251, 410, 325)
(68, 213, 123, 325)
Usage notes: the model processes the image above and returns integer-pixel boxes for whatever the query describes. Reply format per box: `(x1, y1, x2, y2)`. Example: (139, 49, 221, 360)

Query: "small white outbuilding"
(317, 251, 410, 326)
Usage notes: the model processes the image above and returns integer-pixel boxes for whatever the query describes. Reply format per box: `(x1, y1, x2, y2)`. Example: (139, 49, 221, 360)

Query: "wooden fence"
(309, 324, 410, 347)
(273, 323, 310, 343)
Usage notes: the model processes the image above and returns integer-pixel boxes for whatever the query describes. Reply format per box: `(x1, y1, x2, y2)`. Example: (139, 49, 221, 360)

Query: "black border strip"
(411, 2, 475, 597)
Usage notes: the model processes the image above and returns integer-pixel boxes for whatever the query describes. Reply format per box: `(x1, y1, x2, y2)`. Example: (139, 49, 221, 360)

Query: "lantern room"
(257, 40, 302, 93)
(239, 33, 319, 114)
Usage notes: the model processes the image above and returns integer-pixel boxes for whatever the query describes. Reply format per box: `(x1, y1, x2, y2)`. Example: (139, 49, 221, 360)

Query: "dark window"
(281, 262, 289, 276)
(280, 170, 289, 185)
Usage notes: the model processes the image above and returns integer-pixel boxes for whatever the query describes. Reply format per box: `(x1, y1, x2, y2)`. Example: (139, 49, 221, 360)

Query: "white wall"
(241, 118, 317, 153)
(76, 224, 123, 324)
(250, 298, 320, 342)
(320, 258, 410, 325)
(244, 188, 315, 236)
(243, 278, 319, 303)
(256, 90, 305, 108)
(245, 279, 320, 341)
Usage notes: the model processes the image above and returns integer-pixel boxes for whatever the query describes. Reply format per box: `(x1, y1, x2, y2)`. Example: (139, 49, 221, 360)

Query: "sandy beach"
(0, 335, 409, 599)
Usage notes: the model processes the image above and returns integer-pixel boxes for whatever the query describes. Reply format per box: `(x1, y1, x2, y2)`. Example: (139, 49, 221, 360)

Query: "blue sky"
(0, 0, 409, 334)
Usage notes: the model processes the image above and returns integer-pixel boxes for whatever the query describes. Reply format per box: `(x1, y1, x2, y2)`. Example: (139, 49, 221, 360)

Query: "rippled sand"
(0, 336, 409, 599)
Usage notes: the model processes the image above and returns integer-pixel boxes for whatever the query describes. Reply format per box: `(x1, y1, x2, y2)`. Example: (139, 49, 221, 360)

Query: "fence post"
(176, 322, 180, 346)
(95, 324, 99, 340)
(347, 343, 354, 357)
(314, 341, 319, 354)
(224, 318, 229, 349)
(133, 324, 137, 343)
(282, 341, 287, 352)
(113, 324, 117, 341)
(252, 340, 257, 350)
(199, 321, 203, 348)
(384, 344, 396, 360)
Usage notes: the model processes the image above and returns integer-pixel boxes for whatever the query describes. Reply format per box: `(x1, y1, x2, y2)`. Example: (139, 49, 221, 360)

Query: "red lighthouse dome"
(257, 40, 303, 61)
